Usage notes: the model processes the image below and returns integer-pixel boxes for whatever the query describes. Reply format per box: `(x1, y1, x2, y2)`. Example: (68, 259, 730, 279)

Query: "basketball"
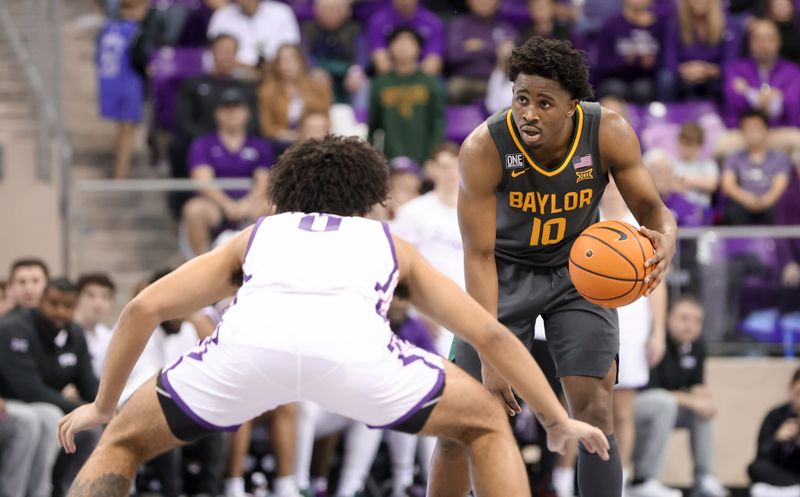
(568, 220, 655, 308)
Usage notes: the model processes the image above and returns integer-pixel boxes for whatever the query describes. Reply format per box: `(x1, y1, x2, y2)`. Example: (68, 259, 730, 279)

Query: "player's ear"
(566, 99, 579, 118)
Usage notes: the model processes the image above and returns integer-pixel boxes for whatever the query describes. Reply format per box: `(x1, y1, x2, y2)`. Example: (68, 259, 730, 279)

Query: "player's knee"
(572, 392, 613, 431)
(96, 423, 151, 465)
(453, 400, 509, 446)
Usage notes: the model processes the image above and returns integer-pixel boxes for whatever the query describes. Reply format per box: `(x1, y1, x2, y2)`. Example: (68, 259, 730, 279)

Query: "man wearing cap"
(181, 87, 275, 255)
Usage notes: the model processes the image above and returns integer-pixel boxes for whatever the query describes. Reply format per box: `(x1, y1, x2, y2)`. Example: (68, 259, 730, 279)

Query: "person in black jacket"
(0, 278, 101, 497)
(748, 368, 800, 497)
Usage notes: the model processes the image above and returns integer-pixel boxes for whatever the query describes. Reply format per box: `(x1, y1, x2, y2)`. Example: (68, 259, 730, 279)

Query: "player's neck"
(529, 116, 575, 166)
(434, 186, 458, 207)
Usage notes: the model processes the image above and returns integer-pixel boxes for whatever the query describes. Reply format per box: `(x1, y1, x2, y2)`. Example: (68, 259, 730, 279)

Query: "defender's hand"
(640, 225, 676, 295)
(58, 403, 112, 454)
(546, 418, 610, 461)
(481, 363, 521, 416)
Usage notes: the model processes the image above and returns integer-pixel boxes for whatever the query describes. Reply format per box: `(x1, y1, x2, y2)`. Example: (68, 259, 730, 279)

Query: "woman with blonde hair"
(258, 43, 333, 147)
(659, 0, 738, 100)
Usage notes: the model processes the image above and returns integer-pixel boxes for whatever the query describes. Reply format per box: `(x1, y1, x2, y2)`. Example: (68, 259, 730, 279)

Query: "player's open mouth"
(521, 127, 541, 142)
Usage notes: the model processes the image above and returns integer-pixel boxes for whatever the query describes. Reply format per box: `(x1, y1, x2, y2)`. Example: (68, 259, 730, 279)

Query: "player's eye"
(517, 96, 528, 104)
(540, 101, 551, 109)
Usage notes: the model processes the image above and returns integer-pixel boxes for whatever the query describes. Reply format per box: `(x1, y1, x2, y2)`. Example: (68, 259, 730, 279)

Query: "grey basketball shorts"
(452, 257, 619, 383)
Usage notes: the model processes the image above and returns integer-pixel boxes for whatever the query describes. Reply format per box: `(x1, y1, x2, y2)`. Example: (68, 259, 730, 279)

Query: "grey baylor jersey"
(487, 101, 608, 267)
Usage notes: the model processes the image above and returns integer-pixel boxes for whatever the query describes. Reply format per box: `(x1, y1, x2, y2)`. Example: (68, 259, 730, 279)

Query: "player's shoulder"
(461, 120, 499, 162)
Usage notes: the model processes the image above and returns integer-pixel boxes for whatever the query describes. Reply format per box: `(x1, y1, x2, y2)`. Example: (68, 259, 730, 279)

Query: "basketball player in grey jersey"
(429, 37, 677, 497)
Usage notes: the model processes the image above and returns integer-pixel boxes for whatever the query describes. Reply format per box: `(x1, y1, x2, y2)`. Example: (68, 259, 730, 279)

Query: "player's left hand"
(546, 418, 610, 461)
(58, 402, 112, 454)
(639, 225, 676, 296)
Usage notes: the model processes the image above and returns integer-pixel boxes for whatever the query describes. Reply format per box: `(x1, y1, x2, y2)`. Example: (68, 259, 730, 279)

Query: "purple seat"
(276, 0, 314, 21)
(497, 1, 531, 31)
(640, 101, 725, 158)
(718, 238, 780, 270)
(445, 105, 487, 144)
(150, 0, 203, 8)
(149, 47, 206, 131)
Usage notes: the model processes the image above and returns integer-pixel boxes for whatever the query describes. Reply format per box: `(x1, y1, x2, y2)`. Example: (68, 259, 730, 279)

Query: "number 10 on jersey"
(529, 217, 566, 246)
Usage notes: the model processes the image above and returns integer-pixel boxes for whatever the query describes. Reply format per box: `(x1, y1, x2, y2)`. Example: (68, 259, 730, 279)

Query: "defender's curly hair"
(508, 36, 594, 101)
(268, 135, 389, 216)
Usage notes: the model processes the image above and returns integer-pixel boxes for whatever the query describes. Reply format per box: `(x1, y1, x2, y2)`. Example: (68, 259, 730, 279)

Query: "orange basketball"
(568, 220, 655, 308)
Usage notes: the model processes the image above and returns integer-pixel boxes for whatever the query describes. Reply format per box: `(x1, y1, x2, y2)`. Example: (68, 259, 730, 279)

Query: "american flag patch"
(572, 154, 592, 170)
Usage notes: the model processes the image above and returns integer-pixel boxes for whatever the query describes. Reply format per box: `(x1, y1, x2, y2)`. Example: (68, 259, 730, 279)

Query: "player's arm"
(600, 108, 677, 295)
(457, 125, 522, 414)
(394, 236, 609, 459)
(59, 228, 250, 452)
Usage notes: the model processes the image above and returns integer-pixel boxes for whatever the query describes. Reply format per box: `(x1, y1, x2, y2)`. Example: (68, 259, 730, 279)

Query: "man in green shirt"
(368, 27, 445, 164)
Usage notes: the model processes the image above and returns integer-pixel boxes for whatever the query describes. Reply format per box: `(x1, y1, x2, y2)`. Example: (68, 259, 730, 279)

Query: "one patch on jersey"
(504, 153, 525, 169)
(10, 337, 29, 353)
(576, 169, 594, 183)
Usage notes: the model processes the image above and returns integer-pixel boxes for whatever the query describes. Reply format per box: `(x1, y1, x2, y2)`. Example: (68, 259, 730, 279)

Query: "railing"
(71, 178, 800, 355)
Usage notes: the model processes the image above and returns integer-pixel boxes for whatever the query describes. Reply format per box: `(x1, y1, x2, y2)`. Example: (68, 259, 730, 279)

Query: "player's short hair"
(509, 36, 594, 101)
(269, 135, 389, 216)
(77, 273, 116, 295)
(678, 122, 705, 146)
(45, 278, 77, 295)
(9, 258, 50, 282)
(739, 109, 769, 128)
(429, 142, 460, 161)
(791, 367, 800, 386)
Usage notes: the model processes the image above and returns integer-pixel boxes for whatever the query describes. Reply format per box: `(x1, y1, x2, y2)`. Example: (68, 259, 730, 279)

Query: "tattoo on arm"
(67, 474, 131, 497)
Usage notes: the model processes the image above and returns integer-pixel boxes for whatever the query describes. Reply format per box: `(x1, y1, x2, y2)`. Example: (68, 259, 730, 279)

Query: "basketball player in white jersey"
(57, 136, 609, 497)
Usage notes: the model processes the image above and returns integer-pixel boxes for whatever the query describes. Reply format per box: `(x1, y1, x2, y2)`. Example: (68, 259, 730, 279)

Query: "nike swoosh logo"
(511, 168, 530, 178)
(598, 226, 629, 241)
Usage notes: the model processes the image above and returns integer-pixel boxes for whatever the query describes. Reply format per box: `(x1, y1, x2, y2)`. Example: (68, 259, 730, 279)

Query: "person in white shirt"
(73, 274, 116, 379)
(207, 0, 301, 67)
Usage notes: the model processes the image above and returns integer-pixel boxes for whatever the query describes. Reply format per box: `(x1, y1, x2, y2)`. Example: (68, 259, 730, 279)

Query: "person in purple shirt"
(723, 19, 800, 129)
(721, 110, 791, 225)
(659, 0, 739, 101)
(594, 0, 667, 104)
(445, 0, 517, 104)
(367, 0, 445, 75)
(182, 87, 274, 255)
(96, 0, 148, 179)
(645, 149, 710, 227)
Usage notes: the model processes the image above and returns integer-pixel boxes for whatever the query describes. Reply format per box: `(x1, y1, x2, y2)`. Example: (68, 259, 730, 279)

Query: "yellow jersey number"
(529, 217, 566, 246)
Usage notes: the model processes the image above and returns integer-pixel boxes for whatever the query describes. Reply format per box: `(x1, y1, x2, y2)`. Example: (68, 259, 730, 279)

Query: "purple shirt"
(774, 169, 800, 268)
(188, 133, 274, 198)
(595, 13, 667, 80)
(367, 5, 444, 58)
(445, 15, 517, 79)
(662, 18, 739, 72)
(392, 317, 436, 353)
(723, 58, 800, 128)
(664, 193, 709, 227)
(723, 149, 792, 196)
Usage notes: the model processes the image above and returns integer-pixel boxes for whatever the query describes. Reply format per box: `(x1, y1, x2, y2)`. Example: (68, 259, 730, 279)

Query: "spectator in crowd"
(0, 281, 12, 317)
(521, 0, 574, 43)
(298, 109, 332, 141)
(748, 368, 800, 497)
(182, 87, 273, 255)
(444, 0, 517, 104)
(119, 270, 226, 497)
(645, 149, 709, 227)
(660, 0, 737, 101)
(595, 0, 667, 103)
(485, 39, 515, 114)
(722, 19, 800, 132)
(758, 0, 800, 64)
(674, 122, 720, 209)
(368, 28, 445, 164)
(207, 0, 301, 67)
(95, 0, 148, 179)
(257, 43, 333, 146)
(0, 278, 100, 497)
(0, 390, 63, 497)
(392, 142, 463, 356)
(368, 156, 423, 221)
(5, 258, 49, 310)
(576, 0, 625, 35)
(171, 34, 260, 181)
(302, 0, 368, 106)
(601, 176, 672, 497)
(775, 157, 800, 290)
(633, 296, 728, 497)
(367, 0, 445, 75)
(720, 110, 791, 225)
(73, 273, 116, 379)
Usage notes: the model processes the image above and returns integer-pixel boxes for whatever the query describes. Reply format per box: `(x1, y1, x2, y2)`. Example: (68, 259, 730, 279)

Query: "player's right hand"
(57, 402, 113, 454)
(547, 418, 610, 461)
(481, 363, 521, 416)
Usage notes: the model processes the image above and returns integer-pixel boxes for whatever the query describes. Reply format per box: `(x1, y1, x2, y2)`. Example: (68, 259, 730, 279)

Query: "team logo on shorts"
(505, 153, 525, 169)
(573, 154, 594, 183)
